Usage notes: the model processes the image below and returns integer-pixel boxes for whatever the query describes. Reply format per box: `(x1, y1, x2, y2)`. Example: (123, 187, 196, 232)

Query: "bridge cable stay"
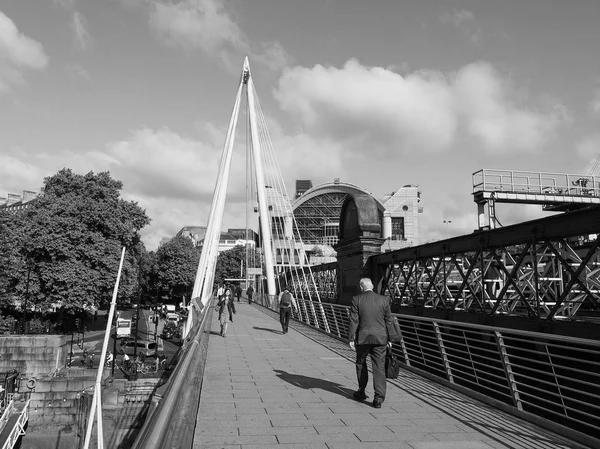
(184, 70, 246, 337)
(248, 84, 331, 331)
(183, 58, 331, 336)
(83, 246, 126, 449)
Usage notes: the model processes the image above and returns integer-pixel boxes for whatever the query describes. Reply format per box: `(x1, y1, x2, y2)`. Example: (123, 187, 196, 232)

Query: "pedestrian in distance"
(216, 284, 225, 299)
(348, 277, 393, 409)
(218, 289, 236, 337)
(278, 288, 297, 334)
(246, 285, 254, 304)
(235, 284, 242, 303)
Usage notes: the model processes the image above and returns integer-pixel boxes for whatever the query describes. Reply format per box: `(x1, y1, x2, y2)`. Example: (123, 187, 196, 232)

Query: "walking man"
(348, 277, 392, 409)
(278, 288, 297, 334)
(235, 284, 242, 303)
(246, 285, 254, 304)
(216, 283, 225, 299)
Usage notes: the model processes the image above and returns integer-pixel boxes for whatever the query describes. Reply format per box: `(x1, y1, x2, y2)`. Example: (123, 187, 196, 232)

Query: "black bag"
(385, 347, 400, 379)
(387, 317, 403, 344)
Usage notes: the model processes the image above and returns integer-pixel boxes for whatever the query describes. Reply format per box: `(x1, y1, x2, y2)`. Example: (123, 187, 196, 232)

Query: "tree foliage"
(3, 169, 150, 313)
(154, 235, 200, 302)
(214, 245, 260, 285)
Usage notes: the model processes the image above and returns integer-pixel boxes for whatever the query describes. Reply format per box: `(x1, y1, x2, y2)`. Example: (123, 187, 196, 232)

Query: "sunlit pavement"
(193, 302, 589, 449)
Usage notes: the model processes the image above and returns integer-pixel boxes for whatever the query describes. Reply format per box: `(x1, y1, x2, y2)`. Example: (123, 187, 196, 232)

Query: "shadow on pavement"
(273, 369, 355, 399)
(253, 326, 281, 334)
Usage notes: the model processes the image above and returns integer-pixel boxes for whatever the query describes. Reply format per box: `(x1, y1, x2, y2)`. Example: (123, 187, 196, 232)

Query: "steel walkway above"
(192, 302, 588, 449)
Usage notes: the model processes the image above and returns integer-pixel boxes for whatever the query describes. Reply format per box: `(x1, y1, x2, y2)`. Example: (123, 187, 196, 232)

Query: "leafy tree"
(215, 245, 260, 285)
(0, 211, 25, 307)
(155, 235, 200, 303)
(16, 169, 150, 312)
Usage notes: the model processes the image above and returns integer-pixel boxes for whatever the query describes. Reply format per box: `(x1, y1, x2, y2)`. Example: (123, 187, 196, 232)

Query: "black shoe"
(352, 390, 367, 401)
(372, 399, 382, 409)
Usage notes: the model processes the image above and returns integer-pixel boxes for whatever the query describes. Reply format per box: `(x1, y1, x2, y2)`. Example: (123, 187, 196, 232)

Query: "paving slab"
(192, 302, 592, 448)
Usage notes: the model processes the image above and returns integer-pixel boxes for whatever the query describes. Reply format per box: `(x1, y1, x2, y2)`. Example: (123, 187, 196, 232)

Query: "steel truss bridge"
(298, 206, 600, 321)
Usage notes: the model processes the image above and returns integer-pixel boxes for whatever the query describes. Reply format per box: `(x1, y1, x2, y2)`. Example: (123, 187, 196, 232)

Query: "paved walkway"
(193, 302, 590, 449)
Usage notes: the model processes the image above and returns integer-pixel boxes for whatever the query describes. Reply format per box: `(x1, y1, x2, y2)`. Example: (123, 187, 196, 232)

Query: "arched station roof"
(291, 181, 385, 212)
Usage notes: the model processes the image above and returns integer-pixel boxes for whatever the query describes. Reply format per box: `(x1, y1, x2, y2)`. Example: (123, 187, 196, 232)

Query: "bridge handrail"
(473, 168, 600, 197)
(255, 295, 600, 447)
(1, 399, 29, 449)
(131, 301, 213, 449)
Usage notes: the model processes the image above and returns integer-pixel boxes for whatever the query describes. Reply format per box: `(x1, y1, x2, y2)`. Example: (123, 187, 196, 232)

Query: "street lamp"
(443, 220, 452, 239)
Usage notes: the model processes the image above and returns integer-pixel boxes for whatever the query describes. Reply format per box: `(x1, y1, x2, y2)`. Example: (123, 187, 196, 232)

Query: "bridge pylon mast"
(244, 58, 276, 296)
(185, 58, 277, 336)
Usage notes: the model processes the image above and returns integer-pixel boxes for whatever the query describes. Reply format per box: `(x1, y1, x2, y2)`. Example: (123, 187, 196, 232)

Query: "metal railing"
(254, 294, 600, 447)
(131, 301, 213, 449)
(473, 169, 600, 198)
(0, 399, 30, 449)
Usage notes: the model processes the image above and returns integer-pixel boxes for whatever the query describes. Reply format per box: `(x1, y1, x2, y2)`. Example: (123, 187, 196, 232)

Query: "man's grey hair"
(359, 278, 374, 291)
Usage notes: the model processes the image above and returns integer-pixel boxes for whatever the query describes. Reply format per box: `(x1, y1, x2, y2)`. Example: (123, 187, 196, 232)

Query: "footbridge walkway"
(188, 302, 586, 449)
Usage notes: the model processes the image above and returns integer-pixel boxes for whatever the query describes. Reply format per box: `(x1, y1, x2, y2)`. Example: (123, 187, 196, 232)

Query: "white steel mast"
(245, 58, 277, 296)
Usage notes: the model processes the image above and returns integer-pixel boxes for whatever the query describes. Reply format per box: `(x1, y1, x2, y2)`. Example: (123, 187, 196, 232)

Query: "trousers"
(355, 344, 387, 402)
(280, 308, 291, 333)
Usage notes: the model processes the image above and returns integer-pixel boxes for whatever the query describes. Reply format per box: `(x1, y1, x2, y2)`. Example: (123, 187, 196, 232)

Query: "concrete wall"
(0, 335, 68, 377)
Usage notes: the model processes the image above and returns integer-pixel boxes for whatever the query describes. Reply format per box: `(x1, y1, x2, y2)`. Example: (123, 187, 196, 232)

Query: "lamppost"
(443, 220, 452, 239)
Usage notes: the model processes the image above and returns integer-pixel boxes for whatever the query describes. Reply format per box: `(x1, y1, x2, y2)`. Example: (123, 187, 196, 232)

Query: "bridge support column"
(334, 194, 384, 306)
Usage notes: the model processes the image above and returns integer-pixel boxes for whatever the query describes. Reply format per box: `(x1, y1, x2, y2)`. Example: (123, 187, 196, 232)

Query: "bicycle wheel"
(140, 364, 149, 374)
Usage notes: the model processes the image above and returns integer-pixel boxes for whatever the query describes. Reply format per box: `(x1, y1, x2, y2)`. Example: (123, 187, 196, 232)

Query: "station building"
(291, 179, 423, 251)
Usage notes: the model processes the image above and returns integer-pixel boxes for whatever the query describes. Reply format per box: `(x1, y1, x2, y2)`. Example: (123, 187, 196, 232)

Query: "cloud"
(440, 9, 482, 44)
(71, 11, 91, 50)
(148, 0, 291, 71)
(591, 87, 600, 115)
(274, 59, 565, 155)
(0, 11, 49, 93)
(66, 62, 91, 81)
(53, 0, 78, 7)
(576, 134, 600, 173)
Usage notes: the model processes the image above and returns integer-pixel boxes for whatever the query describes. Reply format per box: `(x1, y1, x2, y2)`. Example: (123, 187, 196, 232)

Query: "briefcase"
(385, 347, 400, 379)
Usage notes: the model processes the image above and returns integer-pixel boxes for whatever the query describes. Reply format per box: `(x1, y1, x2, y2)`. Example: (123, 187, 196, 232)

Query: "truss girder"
(375, 207, 600, 320)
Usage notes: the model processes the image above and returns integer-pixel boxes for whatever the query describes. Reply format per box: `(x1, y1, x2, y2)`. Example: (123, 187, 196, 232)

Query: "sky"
(1, 0, 600, 250)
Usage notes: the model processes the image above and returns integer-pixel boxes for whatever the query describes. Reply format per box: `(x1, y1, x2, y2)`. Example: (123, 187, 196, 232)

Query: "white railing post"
(433, 322, 454, 383)
(495, 331, 523, 411)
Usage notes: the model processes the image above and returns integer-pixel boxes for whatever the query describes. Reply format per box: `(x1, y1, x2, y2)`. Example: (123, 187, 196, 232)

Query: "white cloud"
(274, 59, 565, 155)
(149, 0, 291, 71)
(71, 11, 91, 50)
(440, 9, 482, 44)
(591, 87, 600, 115)
(0, 11, 49, 93)
(576, 134, 600, 174)
(66, 62, 91, 81)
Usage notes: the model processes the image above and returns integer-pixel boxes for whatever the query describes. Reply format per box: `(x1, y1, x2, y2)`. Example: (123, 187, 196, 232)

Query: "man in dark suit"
(348, 277, 392, 408)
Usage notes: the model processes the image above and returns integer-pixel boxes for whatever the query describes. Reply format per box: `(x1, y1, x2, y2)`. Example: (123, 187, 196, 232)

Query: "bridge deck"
(193, 302, 588, 449)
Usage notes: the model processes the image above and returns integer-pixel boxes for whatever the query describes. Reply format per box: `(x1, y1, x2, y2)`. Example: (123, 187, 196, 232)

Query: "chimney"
(7, 193, 20, 205)
(22, 190, 37, 203)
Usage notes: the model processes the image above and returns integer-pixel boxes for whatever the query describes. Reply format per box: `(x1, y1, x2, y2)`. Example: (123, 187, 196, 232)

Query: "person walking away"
(246, 285, 254, 304)
(235, 284, 242, 303)
(348, 277, 392, 409)
(218, 289, 236, 337)
(278, 288, 297, 334)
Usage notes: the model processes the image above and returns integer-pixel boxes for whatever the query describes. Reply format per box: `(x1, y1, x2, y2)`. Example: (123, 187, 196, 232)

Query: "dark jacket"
(348, 290, 392, 345)
(218, 296, 236, 320)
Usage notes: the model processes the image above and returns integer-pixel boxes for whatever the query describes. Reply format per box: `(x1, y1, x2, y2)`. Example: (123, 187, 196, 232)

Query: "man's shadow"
(274, 369, 354, 399)
(253, 326, 281, 334)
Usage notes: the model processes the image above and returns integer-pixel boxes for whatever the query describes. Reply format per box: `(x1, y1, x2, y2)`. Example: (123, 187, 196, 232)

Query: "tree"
(215, 245, 260, 285)
(155, 235, 200, 303)
(17, 169, 150, 312)
(0, 211, 25, 307)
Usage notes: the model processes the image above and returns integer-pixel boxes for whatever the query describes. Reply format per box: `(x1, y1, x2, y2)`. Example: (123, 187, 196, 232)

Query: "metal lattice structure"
(292, 181, 385, 246)
(375, 206, 600, 320)
(280, 261, 338, 303)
